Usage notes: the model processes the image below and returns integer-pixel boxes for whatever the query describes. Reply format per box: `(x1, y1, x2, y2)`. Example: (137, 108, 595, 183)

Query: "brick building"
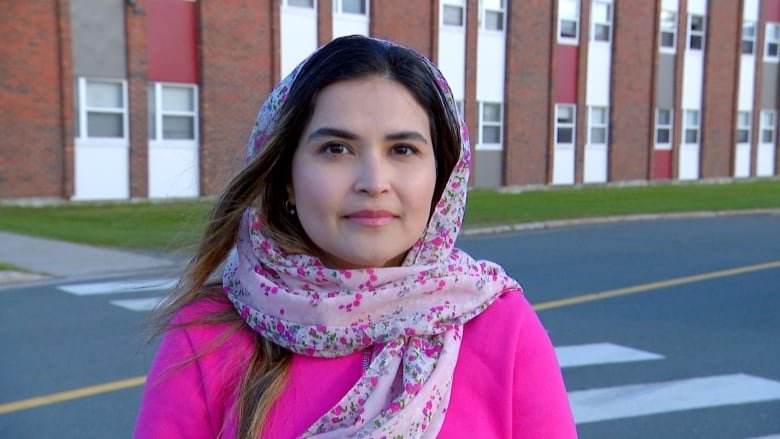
(1, 0, 778, 200)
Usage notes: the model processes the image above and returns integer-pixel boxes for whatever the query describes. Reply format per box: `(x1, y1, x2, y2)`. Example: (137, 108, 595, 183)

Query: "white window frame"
(150, 83, 199, 142)
(659, 10, 677, 53)
(558, 0, 580, 44)
(333, 0, 368, 16)
(478, 101, 503, 148)
(480, 0, 505, 31)
(760, 110, 776, 143)
(765, 23, 780, 62)
(588, 106, 608, 144)
(737, 111, 751, 144)
(441, 0, 465, 27)
(555, 104, 577, 145)
(683, 109, 701, 144)
(742, 21, 756, 55)
(688, 14, 706, 51)
(590, 0, 612, 43)
(77, 77, 128, 140)
(655, 108, 673, 150)
(284, 0, 316, 9)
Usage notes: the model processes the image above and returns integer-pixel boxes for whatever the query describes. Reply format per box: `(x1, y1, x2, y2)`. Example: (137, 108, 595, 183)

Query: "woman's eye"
(323, 143, 349, 154)
(392, 144, 418, 155)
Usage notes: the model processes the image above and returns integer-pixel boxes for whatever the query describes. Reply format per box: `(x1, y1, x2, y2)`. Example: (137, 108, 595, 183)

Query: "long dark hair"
(152, 35, 462, 438)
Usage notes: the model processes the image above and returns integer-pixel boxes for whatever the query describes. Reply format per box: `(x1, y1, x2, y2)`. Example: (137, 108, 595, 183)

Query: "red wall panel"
(555, 45, 578, 103)
(766, 0, 780, 21)
(653, 150, 672, 180)
(147, 0, 198, 83)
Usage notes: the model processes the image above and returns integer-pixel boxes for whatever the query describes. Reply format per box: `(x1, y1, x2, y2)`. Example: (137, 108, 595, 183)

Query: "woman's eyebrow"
(305, 127, 358, 142)
(306, 128, 429, 144)
(385, 131, 428, 144)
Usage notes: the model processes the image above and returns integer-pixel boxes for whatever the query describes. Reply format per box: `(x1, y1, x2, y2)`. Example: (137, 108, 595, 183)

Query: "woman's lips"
(344, 210, 397, 226)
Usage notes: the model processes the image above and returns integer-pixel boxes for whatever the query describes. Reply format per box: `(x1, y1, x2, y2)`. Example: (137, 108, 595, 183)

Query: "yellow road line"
(534, 259, 780, 311)
(0, 375, 146, 415)
(3, 259, 780, 415)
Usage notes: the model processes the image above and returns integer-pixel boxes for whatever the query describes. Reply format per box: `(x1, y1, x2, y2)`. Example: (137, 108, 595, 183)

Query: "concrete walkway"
(0, 231, 179, 284)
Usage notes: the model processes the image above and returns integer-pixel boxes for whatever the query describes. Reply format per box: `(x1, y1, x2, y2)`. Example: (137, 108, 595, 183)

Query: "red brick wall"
(126, 0, 148, 198)
(464, 0, 478, 185)
(672, 0, 688, 179)
(610, 0, 656, 181)
(504, 0, 554, 185)
(198, 0, 277, 196)
(318, 0, 333, 47)
(57, 0, 75, 198)
(0, 1, 66, 198)
(370, 0, 435, 59)
(701, 0, 740, 178)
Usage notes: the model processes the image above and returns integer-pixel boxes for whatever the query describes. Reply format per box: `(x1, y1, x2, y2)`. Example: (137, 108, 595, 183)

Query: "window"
(334, 0, 366, 14)
(743, 21, 756, 54)
(149, 83, 198, 141)
(688, 14, 705, 50)
(286, 0, 314, 8)
(659, 10, 677, 51)
(765, 23, 780, 61)
(558, 0, 579, 42)
(79, 78, 126, 139)
(556, 104, 576, 144)
(760, 110, 776, 143)
(655, 108, 673, 146)
(479, 102, 503, 144)
(737, 111, 751, 143)
(443, 5, 464, 26)
(588, 107, 608, 144)
(481, 0, 505, 31)
(591, 1, 612, 42)
(684, 110, 700, 144)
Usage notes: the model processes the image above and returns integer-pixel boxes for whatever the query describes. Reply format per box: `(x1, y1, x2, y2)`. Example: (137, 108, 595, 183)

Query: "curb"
(0, 270, 51, 286)
(460, 208, 780, 236)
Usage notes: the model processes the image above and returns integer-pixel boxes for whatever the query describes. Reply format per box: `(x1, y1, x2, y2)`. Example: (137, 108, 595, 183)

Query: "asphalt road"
(1, 213, 779, 438)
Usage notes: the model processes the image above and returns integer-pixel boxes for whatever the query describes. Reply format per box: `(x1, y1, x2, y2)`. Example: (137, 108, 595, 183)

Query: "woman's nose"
(353, 152, 391, 196)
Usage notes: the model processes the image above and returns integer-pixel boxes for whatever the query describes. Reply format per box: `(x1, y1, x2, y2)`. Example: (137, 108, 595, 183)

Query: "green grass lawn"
(0, 262, 31, 272)
(0, 179, 777, 251)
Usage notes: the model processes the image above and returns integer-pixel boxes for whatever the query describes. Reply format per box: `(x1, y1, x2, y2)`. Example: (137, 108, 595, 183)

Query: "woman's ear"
(286, 184, 296, 204)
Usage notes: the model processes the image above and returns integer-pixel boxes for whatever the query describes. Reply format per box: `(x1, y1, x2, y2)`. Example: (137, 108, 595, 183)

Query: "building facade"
(1, 0, 779, 200)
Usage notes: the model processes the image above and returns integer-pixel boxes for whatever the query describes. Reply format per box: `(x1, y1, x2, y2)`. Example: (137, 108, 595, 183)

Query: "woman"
(135, 35, 576, 438)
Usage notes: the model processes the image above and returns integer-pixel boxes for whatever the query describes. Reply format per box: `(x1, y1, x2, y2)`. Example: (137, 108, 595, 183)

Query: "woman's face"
(289, 76, 437, 269)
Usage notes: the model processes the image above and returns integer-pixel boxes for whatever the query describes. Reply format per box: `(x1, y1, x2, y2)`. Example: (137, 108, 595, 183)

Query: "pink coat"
(134, 291, 577, 438)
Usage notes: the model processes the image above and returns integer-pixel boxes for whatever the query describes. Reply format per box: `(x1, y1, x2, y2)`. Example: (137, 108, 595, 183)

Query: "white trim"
(477, 101, 504, 150)
(683, 109, 701, 144)
(283, 0, 316, 10)
(77, 77, 128, 141)
(151, 82, 199, 142)
(441, 0, 465, 28)
(590, 0, 612, 43)
(765, 22, 780, 62)
(480, 0, 506, 32)
(333, 0, 369, 16)
(736, 110, 752, 144)
(587, 106, 608, 145)
(558, 0, 580, 44)
(655, 108, 673, 150)
(742, 21, 757, 55)
(659, 10, 678, 54)
(687, 14, 706, 51)
(555, 103, 576, 145)
(760, 109, 776, 143)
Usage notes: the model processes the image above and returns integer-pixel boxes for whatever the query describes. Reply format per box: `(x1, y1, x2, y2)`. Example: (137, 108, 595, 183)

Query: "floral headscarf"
(223, 36, 520, 438)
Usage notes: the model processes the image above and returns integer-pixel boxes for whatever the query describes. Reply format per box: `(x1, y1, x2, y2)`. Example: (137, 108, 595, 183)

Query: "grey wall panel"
(71, 0, 126, 78)
(761, 63, 778, 109)
(474, 150, 503, 188)
(657, 54, 675, 108)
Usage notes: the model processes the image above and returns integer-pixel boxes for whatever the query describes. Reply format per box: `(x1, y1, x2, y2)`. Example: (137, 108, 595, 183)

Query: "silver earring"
(285, 200, 296, 216)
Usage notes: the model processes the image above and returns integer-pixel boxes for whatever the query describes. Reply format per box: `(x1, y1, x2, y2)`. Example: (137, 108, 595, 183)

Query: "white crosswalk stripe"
(110, 297, 167, 312)
(58, 278, 177, 296)
(569, 373, 780, 424)
(555, 342, 664, 368)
